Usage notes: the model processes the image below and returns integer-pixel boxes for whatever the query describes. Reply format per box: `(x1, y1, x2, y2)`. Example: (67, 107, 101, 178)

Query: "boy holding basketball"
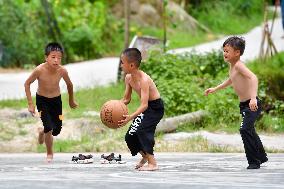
(118, 48, 164, 171)
(24, 42, 78, 162)
(204, 36, 268, 169)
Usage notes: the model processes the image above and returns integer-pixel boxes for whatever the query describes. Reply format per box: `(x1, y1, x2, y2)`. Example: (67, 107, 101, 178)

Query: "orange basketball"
(100, 100, 128, 129)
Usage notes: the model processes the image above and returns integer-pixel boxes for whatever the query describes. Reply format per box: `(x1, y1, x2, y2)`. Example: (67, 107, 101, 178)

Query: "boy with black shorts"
(118, 48, 164, 171)
(205, 36, 268, 169)
(24, 42, 78, 162)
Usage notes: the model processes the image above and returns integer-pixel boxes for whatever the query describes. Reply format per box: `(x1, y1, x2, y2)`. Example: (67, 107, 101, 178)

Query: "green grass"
(61, 83, 140, 118)
(136, 26, 216, 50)
(0, 98, 27, 109)
(0, 83, 140, 119)
(189, 0, 265, 35)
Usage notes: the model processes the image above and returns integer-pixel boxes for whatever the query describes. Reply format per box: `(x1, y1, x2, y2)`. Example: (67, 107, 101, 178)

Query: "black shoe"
(247, 164, 260, 169)
(260, 157, 268, 164)
(78, 154, 93, 160)
(114, 154, 122, 161)
(101, 153, 122, 162)
(72, 154, 94, 164)
(72, 156, 79, 161)
(101, 153, 115, 161)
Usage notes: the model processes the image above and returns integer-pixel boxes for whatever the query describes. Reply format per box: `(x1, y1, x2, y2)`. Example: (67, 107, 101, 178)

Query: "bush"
(141, 51, 284, 132)
(141, 50, 227, 116)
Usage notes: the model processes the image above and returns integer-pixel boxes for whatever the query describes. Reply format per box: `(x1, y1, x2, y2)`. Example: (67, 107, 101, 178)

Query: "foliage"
(0, 0, 48, 67)
(188, 0, 264, 34)
(141, 51, 284, 132)
(141, 50, 226, 116)
(0, 0, 266, 68)
(0, 0, 123, 67)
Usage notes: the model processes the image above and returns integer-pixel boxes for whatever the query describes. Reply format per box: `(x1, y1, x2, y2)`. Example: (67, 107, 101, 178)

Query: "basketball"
(100, 100, 128, 129)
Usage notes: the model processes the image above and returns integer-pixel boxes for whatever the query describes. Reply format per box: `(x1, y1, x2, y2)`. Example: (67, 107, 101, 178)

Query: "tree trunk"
(117, 0, 130, 82)
(162, 0, 167, 52)
(156, 110, 208, 133)
(41, 0, 69, 63)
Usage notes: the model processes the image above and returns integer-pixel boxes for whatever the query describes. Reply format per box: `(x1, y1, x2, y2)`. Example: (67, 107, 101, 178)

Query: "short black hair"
(122, 48, 142, 67)
(223, 36, 245, 55)
(45, 42, 64, 56)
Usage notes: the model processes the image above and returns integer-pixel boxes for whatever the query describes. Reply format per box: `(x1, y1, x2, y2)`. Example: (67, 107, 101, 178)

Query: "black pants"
(36, 93, 62, 136)
(239, 98, 267, 165)
(125, 99, 164, 156)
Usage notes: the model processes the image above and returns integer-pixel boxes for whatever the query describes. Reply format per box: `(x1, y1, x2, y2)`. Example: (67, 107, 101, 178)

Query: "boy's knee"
(45, 130, 53, 136)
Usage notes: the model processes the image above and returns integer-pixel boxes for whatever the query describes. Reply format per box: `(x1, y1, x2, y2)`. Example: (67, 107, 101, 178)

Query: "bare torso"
(126, 71, 160, 101)
(229, 62, 254, 101)
(37, 63, 64, 98)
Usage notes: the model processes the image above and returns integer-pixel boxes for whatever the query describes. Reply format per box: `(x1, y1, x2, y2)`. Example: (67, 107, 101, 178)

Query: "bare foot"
(135, 158, 147, 169)
(46, 154, 53, 163)
(38, 127, 44, 144)
(138, 164, 159, 171)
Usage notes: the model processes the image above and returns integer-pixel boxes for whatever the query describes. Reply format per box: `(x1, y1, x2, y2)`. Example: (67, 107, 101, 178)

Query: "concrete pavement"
(0, 57, 119, 100)
(169, 18, 284, 62)
(0, 153, 283, 189)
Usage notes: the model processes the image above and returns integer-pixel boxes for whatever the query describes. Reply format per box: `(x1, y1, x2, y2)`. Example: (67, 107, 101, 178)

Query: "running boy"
(118, 48, 164, 171)
(24, 42, 78, 162)
(204, 36, 268, 169)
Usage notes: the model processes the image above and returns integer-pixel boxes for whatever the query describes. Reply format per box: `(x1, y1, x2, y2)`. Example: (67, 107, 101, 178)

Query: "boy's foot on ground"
(138, 164, 158, 171)
(46, 154, 53, 163)
(135, 158, 147, 169)
(38, 127, 44, 144)
(247, 164, 260, 169)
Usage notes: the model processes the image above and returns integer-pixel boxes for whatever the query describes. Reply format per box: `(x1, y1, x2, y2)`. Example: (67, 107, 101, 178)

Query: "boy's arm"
(118, 79, 149, 126)
(204, 78, 232, 96)
(24, 69, 39, 114)
(62, 68, 78, 109)
(121, 75, 132, 105)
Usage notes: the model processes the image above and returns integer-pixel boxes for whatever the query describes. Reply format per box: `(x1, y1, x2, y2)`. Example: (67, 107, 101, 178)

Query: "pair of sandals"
(100, 153, 126, 164)
(71, 154, 94, 164)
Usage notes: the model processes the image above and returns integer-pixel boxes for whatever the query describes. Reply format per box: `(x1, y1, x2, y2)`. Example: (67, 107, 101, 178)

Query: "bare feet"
(135, 157, 147, 169)
(138, 164, 159, 171)
(38, 127, 44, 144)
(46, 154, 53, 163)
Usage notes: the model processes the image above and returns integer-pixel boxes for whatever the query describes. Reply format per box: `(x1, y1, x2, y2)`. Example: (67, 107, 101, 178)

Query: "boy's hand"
(69, 100, 78, 109)
(28, 104, 35, 116)
(249, 98, 258, 112)
(118, 114, 131, 127)
(204, 88, 216, 96)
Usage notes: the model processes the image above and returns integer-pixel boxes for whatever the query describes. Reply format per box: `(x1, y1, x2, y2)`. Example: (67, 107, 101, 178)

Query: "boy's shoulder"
(236, 61, 249, 69)
(33, 63, 45, 73)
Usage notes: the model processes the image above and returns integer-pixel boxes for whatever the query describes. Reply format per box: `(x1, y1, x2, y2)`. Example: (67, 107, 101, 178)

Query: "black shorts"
(125, 98, 164, 156)
(36, 93, 63, 136)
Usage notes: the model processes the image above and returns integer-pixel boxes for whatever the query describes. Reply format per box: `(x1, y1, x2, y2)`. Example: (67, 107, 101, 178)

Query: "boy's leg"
(138, 153, 158, 171)
(135, 151, 148, 169)
(38, 127, 44, 144)
(239, 108, 264, 168)
(44, 131, 53, 162)
(253, 130, 268, 163)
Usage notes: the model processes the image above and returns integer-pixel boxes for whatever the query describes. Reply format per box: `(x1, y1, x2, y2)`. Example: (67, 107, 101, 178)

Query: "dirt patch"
(0, 108, 105, 152)
(0, 68, 27, 73)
